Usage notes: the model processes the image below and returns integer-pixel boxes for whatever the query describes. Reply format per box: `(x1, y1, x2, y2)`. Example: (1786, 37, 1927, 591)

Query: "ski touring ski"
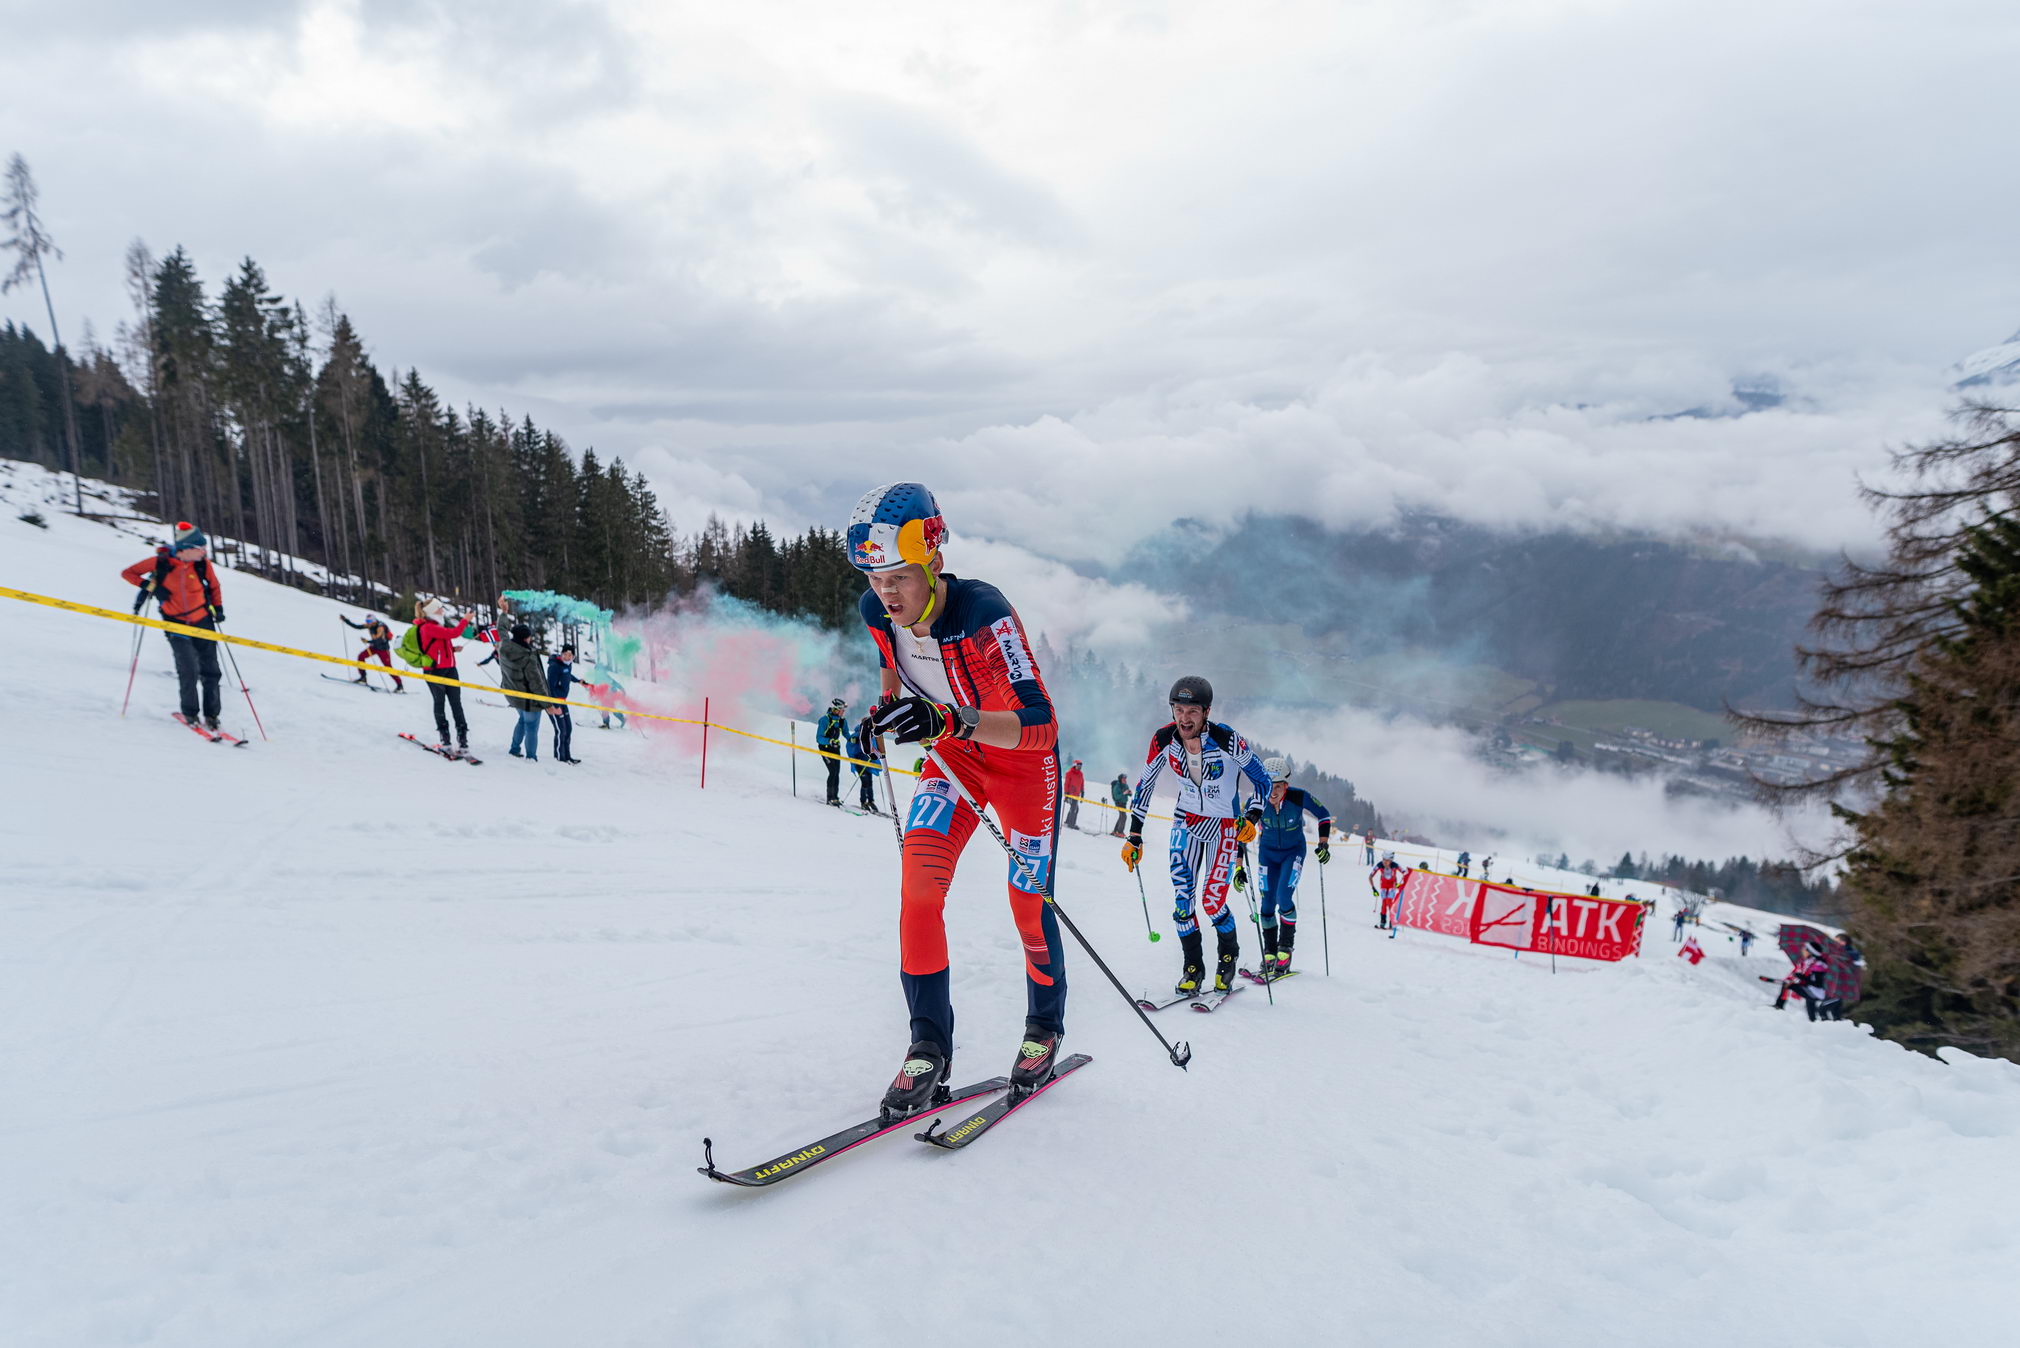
(700, 1076, 1011, 1188)
(915, 1054, 1093, 1151)
(1238, 967, 1300, 987)
(398, 732, 481, 765)
(1135, 989, 1204, 1012)
(172, 713, 248, 747)
(322, 673, 385, 692)
(1190, 983, 1245, 1012)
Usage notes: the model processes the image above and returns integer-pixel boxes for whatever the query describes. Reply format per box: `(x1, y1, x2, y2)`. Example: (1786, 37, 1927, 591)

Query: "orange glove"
(1121, 835, 1143, 871)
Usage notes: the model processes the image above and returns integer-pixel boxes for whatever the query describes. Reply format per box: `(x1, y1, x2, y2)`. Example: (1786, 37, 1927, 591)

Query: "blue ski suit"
(1255, 786, 1331, 936)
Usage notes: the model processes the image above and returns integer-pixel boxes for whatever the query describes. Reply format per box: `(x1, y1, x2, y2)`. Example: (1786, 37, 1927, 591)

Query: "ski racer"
(1370, 851, 1410, 930)
(1774, 940, 1842, 1021)
(341, 613, 403, 689)
(121, 521, 224, 730)
(817, 698, 848, 806)
(848, 482, 1068, 1115)
(1248, 756, 1331, 977)
(1121, 675, 1273, 995)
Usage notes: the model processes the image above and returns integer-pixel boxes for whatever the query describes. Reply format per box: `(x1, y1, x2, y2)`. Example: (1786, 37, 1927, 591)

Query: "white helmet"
(1383, 850, 1396, 863)
(1264, 756, 1290, 783)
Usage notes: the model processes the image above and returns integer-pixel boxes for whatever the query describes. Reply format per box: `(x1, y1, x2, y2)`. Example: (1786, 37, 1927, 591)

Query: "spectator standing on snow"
(341, 613, 403, 689)
(848, 716, 882, 813)
(499, 623, 548, 761)
(121, 521, 225, 730)
(1064, 759, 1085, 830)
(1456, 850, 1471, 878)
(817, 698, 848, 806)
(1736, 925, 1756, 957)
(1363, 831, 1376, 865)
(1672, 907, 1689, 942)
(1109, 773, 1130, 837)
(546, 644, 585, 765)
(413, 598, 473, 756)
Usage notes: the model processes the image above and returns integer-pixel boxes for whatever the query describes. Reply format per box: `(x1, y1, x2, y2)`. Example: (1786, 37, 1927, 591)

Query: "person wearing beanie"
(412, 597, 472, 754)
(545, 644, 585, 765)
(120, 521, 226, 729)
(498, 621, 548, 761)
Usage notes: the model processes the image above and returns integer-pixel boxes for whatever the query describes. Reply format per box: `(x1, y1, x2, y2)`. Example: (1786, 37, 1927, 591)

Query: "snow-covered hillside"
(2, 468, 2015, 1347)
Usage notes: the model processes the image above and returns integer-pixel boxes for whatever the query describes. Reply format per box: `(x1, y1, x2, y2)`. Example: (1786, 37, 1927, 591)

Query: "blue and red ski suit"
(860, 577, 1065, 1052)
(1256, 786, 1331, 939)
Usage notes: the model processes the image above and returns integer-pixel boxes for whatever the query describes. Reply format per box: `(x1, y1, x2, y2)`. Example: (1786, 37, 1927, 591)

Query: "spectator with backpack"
(405, 598, 473, 756)
(121, 521, 225, 730)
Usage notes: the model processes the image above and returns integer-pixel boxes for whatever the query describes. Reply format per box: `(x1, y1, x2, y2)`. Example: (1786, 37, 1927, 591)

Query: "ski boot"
(881, 1040, 950, 1118)
(1261, 923, 1280, 976)
(1010, 1020, 1061, 1096)
(204, 714, 222, 732)
(1275, 925, 1296, 977)
(1214, 928, 1239, 992)
(1175, 931, 1205, 996)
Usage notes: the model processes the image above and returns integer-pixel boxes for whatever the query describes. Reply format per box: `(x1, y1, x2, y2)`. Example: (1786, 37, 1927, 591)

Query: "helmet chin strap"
(910, 561, 941, 629)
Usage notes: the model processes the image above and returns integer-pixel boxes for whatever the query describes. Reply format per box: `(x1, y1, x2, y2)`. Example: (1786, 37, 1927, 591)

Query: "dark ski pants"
(823, 752, 842, 803)
(428, 667, 469, 746)
(1110, 805, 1127, 836)
(1065, 798, 1080, 830)
(553, 710, 573, 761)
(166, 625, 223, 722)
(1259, 847, 1303, 937)
(856, 766, 877, 810)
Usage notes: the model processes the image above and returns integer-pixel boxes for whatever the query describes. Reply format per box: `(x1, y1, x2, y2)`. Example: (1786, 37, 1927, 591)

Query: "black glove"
(871, 696, 972, 745)
(210, 605, 225, 624)
(1315, 843, 1331, 864)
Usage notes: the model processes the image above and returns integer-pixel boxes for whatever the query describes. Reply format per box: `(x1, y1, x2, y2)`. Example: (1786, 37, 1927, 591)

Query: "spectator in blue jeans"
(546, 645, 585, 765)
(498, 623, 547, 761)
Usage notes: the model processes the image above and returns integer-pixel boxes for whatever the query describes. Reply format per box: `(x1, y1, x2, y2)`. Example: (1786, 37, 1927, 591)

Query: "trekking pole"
(215, 625, 268, 740)
(1133, 862, 1161, 943)
(1318, 859, 1331, 976)
(926, 745, 1191, 1069)
(1237, 842, 1274, 1006)
(120, 620, 145, 717)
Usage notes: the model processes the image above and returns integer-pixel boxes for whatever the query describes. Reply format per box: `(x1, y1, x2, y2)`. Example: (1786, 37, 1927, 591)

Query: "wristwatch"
(952, 705, 981, 739)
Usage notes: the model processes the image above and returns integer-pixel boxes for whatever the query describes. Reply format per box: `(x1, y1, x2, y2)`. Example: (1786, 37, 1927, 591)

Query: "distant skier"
(1250, 756, 1331, 976)
(1736, 925, 1756, 957)
(341, 613, 403, 689)
(1774, 940, 1841, 1021)
(1456, 850, 1471, 878)
(1482, 854, 1495, 881)
(1672, 907, 1688, 942)
(1109, 772, 1129, 837)
(846, 482, 1068, 1113)
(121, 521, 224, 730)
(1064, 759, 1085, 830)
(1370, 851, 1410, 931)
(817, 698, 848, 806)
(546, 644, 585, 765)
(1121, 675, 1272, 995)
(412, 598, 472, 756)
(848, 715, 882, 813)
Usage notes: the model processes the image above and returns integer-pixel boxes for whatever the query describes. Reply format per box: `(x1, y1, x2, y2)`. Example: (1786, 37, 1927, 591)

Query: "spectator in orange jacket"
(413, 597, 472, 753)
(121, 521, 225, 728)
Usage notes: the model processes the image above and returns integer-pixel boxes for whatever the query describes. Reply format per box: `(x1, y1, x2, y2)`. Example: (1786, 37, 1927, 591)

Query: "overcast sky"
(8, 0, 2018, 565)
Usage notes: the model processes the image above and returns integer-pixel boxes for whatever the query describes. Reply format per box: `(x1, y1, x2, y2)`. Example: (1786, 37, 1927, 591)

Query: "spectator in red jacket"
(414, 597, 472, 754)
(1063, 759, 1086, 831)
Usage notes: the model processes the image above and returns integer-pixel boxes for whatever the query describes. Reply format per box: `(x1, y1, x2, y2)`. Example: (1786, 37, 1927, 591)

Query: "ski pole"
(1133, 861, 1160, 942)
(120, 620, 144, 717)
(1238, 841, 1273, 1006)
(1318, 858, 1331, 977)
(873, 732, 905, 853)
(215, 624, 268, 740)
(926, 745, 1191, 1070)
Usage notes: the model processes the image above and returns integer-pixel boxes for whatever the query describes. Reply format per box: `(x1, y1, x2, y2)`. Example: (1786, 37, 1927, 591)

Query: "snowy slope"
(2, 472, 2016, 1347)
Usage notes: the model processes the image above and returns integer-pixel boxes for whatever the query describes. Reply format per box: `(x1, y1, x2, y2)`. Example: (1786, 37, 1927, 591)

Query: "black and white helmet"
(1168, 675, 1213, 708)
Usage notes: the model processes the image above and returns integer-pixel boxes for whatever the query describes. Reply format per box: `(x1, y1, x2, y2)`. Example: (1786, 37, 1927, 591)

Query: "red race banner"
(1469, 880, 1644, 962)
(1393, 869, 1477, 939)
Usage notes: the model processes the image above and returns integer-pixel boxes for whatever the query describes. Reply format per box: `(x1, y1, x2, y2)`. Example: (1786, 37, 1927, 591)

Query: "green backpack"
(396, 623, 429, 669)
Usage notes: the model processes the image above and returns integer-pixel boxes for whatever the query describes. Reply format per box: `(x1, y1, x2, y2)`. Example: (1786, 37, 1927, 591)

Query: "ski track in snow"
(1, 466, 2016, 1346)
